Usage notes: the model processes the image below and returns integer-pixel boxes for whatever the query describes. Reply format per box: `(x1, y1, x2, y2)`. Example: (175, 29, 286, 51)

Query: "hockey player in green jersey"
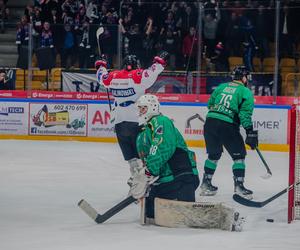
(129, 94, 200, 219)
(200, 65, 258, 200)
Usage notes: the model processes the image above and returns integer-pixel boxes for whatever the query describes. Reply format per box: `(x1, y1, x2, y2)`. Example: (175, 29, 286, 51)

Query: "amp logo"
(92, 110, 111, 125)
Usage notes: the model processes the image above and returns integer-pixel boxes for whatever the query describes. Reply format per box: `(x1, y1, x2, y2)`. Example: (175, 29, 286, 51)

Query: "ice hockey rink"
(0, 140, 299, 250)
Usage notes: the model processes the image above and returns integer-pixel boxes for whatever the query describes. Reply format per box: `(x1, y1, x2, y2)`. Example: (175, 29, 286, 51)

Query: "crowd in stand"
(0, 0, 9, 33)
(15, 0, 300, 71)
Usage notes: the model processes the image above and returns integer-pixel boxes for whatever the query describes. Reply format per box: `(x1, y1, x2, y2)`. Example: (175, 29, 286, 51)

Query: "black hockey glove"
(245, 129, 258, 150)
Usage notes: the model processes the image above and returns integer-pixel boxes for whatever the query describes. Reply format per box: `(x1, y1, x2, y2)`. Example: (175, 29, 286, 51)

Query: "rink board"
(0, 97, 292, 151)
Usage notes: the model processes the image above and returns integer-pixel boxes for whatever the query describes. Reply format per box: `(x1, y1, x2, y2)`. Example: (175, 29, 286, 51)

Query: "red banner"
(0, 90, 299, 105)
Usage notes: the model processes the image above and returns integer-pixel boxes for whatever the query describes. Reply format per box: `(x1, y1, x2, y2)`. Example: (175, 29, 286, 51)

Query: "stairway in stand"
(0, 0, 28, 67)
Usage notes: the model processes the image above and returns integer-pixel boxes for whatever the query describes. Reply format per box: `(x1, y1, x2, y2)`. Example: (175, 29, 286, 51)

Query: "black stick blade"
(232, 194, 263, 207)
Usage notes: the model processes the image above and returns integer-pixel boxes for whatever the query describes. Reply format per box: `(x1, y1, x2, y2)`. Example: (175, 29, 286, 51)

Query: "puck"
(266, 219, 274, 222)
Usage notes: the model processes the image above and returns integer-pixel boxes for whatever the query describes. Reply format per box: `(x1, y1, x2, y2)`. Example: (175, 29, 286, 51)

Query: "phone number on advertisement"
(53, 105, 86, 111)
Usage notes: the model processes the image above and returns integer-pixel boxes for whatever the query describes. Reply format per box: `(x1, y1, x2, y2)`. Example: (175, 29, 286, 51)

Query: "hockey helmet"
(136, 94, 160, 125)
(123, 54, 140, 71)
(231, 65, 252, 85)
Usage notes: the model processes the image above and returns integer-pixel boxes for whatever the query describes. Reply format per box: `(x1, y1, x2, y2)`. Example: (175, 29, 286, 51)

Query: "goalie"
(129, 94, 200, 221)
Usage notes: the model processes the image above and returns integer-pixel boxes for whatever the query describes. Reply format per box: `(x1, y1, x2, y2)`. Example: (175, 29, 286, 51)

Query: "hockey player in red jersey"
(95, 52, 168, 187)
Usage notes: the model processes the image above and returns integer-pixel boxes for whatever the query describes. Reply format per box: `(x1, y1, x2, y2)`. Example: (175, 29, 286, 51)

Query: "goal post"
(288, 104, 300, 223)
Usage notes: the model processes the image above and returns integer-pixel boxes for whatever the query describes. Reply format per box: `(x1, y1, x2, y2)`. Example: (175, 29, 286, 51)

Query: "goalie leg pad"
(154, 198, 241, 231)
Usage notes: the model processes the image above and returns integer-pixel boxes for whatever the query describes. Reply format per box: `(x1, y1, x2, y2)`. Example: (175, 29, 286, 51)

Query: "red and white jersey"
(96, 63, 164, 124)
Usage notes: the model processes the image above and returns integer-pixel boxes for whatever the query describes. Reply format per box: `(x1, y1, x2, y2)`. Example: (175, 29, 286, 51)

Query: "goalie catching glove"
(129, 166, 159, 199)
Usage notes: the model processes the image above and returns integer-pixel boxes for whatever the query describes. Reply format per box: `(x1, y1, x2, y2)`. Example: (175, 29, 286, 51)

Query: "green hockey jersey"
(136, 115, 198, 184)
(206, 81, 254, 129)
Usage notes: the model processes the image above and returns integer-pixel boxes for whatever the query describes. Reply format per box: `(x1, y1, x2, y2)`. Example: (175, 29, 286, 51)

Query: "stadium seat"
(228, 57, 243, 71)
(253, 57, 263, 72)
(282, 76, 300, 96)
(262, 57, 275, 72)
(269, 42, 276, 57)
(280, 58, 296, 73)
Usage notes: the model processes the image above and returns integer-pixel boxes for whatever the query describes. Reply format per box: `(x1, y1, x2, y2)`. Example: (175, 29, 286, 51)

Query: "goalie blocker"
(141, 198, 244, 231)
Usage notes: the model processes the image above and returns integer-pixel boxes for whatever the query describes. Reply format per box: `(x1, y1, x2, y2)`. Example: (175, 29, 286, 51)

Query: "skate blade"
(199, 189, 217, 196)
(234, 192, 253, 200)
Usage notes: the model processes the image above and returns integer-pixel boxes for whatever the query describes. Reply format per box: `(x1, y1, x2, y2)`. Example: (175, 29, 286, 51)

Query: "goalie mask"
(136, 94, 160, 125)
(231, 65, 252, 86)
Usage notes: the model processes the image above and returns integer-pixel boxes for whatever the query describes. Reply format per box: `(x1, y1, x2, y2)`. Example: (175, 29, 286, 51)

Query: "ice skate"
(199, 174, 218, 196)
(234, 177, 253, 200)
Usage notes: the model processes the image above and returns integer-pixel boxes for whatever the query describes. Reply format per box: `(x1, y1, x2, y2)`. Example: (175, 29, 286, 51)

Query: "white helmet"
(136, 94, 160, 125)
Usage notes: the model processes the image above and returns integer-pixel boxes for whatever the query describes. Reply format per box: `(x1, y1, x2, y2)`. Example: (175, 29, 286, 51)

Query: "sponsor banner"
(88, 104, 115, 137)
(160, 104, 288, 144)
(0, 90, 298, 106)
(0, 102, 28, 134)
(30, 90, 110, 100)
(205, 73, 276, 96)
(251, 108, 288, 144)
(160, 105, 207, 141)
(149, 73, 207, 94)
(0, 90, 27, 98)
(62, 71, 106, 93)
(29, 103, 88, 136)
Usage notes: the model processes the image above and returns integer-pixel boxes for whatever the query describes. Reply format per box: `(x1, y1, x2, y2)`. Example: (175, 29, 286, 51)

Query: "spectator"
(16, 16, 29, 54)
(253, 5, 270, 60)
(179, 4, 197, 35)
(0, 0, 9, 33)
(182, 26, 199, 71)
(142, 17, 158, 66)
(159, 28, 178, 70)
(0, 69, 13, 90)
(31, 6, 43, 49)
(78, 21, 94, 68)
(202, 2, 220, 58)
(224, 12, 242, 56)
(40, 0, 61, 23)
(160, 11, 176, 35)
(61, 23, 76, 68)
(40, 21, 54, 48)
(119, 18, 149, 67)
(205, 41, 229, 72)
(241, 18, 258, 72)
(86, 0, 99, 24)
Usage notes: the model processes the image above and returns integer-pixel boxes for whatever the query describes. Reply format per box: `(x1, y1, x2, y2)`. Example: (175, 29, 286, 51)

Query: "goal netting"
(288, 104, 300, 223)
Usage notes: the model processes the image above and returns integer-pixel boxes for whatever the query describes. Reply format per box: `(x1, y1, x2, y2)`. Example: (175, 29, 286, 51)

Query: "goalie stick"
(78, 196, 136, 223)
(233, 181, 300, 208)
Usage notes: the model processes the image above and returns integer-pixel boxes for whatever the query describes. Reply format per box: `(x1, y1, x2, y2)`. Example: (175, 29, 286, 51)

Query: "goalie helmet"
(231, 65, 252, 85)
(123, 54, 140, 71)
(136, 94, 160, 125)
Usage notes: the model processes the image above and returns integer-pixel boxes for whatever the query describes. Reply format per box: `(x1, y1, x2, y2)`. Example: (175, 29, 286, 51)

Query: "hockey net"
(288, 104, 300, 223)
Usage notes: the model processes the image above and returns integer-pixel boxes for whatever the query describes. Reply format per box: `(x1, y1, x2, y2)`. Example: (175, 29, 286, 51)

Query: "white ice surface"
(0, 140, 299, 250)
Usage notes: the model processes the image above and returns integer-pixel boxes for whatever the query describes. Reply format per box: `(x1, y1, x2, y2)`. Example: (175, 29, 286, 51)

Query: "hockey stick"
(96, 26, 104, 56)
(95, 26, 112, 112)
(78, 196, 136, 223)
(233, 181, 300, 208)
(255, 147, 272, 179)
